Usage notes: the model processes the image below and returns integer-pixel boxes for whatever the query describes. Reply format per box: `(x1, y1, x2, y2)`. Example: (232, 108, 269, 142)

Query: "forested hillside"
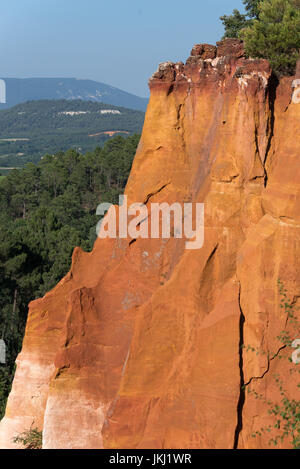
(0, 134, 139, 418)
(0, 99, 144, 170)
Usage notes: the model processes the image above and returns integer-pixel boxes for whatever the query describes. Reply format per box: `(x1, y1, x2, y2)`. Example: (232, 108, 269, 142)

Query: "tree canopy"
(0, 134, 139, 418)
(242, 0, 300, 75)
(0, 99, 144, 170)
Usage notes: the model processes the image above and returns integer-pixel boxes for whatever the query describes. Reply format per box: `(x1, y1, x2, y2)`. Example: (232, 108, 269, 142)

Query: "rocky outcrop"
(0, 39, 299, 449)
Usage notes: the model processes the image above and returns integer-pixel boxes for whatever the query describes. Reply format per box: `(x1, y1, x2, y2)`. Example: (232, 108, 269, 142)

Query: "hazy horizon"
(1, 0, 245, 98)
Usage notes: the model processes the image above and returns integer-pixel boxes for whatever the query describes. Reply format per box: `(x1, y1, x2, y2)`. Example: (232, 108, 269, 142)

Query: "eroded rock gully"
(1, 39, 299, 449)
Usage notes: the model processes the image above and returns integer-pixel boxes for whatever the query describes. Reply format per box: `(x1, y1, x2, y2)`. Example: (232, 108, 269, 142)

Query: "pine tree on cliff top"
(221, 0, 300, 76)
(220, 0, 262, 38)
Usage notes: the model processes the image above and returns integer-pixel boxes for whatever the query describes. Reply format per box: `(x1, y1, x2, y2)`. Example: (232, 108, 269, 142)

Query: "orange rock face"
(0, 40, 299, 449)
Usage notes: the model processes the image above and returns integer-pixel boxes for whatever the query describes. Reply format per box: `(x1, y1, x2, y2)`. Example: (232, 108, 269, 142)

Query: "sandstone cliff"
(0, 39, 299, 449)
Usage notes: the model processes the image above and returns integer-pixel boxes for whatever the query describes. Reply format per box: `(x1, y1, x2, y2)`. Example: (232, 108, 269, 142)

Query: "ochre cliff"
(0, 39, 299, 449)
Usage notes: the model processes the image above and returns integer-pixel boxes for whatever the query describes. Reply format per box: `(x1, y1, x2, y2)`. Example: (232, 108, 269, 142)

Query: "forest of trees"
(0, 134, 139, 418)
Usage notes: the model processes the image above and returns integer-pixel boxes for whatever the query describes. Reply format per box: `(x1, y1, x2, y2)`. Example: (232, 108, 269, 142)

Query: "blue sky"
(0, 0, 245, 97)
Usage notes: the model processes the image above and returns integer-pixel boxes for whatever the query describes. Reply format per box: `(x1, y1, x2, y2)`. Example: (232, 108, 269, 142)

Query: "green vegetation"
(220, 0, 300, 75)
(220, 9, 250, 39)
(0, 134, 139, 419)
(247, 280, 300, 448)
(0, 99, 144, 170)
(13, 427, 43, 449)
(0, 77, 148, 112)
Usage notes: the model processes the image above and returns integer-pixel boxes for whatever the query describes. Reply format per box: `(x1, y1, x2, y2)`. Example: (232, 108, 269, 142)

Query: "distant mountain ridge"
(0, 78, 148, 111)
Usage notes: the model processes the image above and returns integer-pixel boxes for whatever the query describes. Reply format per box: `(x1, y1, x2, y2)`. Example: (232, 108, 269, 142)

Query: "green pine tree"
(220, 1, 262, 38)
